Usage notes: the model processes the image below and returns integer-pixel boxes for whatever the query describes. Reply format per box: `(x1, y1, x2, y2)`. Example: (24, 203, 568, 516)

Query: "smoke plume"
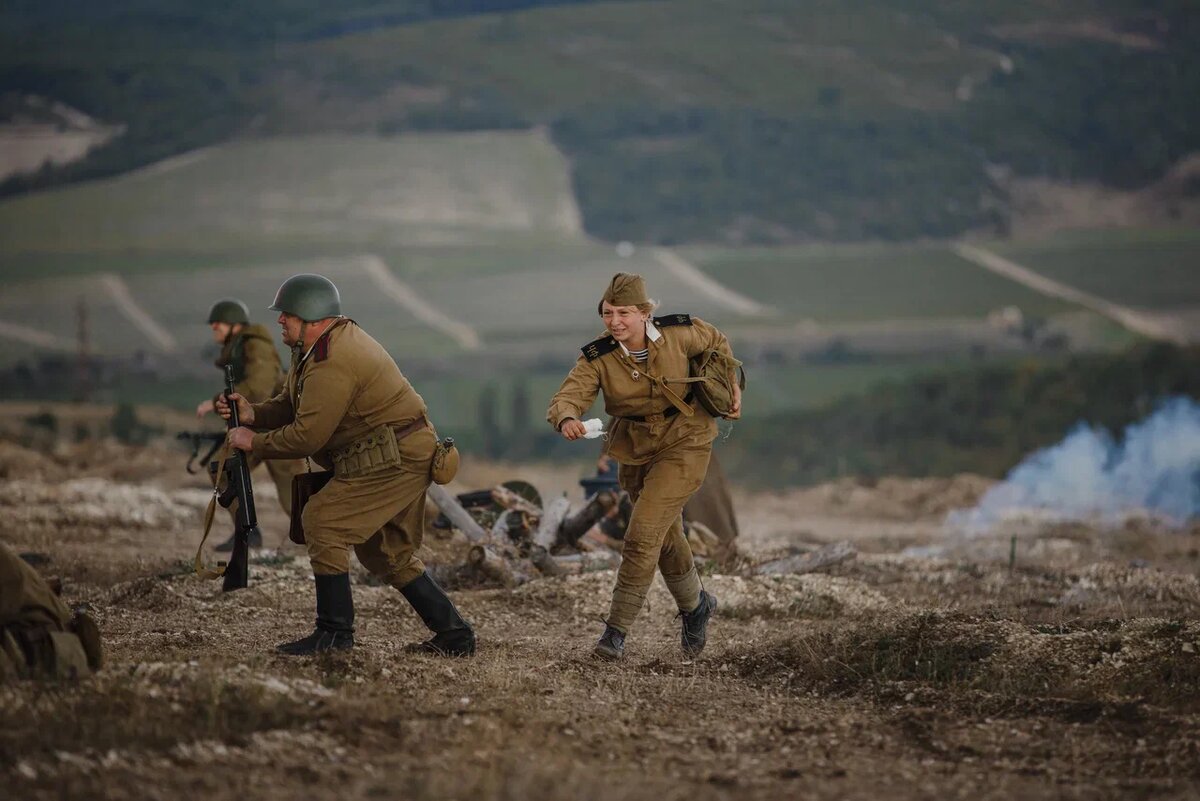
(948, 396, 1200, 532)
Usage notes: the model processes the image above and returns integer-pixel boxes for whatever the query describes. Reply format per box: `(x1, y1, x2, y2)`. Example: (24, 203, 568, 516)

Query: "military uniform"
(548, 276, 736, 647)
(241, 274, 474, 657)
(251, 318, 435, 584)
(212, 322, 304, 520)
(0, 542, 102, 680)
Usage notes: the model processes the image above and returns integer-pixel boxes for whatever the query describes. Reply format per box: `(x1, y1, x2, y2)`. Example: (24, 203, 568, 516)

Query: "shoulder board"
(581, 336, 619, 362)
(654, 313, 693, 328)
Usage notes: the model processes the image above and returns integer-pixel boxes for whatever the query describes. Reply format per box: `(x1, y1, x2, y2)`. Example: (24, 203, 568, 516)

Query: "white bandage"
(581, 418, 606, 439)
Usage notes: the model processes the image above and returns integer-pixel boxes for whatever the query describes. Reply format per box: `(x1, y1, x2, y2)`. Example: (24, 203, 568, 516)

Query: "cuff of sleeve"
(552, 411, 578, 431)
(250, 432, 270, 458)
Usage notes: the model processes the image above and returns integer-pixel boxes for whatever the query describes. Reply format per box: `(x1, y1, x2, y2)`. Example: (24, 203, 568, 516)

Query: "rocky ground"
(1, 436, 1198, 800)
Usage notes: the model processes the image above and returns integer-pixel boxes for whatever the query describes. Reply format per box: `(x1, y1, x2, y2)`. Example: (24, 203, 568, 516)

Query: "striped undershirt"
(628, 348, 649, 363)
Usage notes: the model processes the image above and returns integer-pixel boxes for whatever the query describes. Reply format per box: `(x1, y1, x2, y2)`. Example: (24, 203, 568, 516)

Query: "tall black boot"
(277, 573, 355, 655)
(399, 571, 476, 657)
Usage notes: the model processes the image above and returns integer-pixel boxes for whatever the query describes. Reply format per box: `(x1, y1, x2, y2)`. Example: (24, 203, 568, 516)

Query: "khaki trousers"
(608, 443, 710, 633)
(300, 427, 435, 589)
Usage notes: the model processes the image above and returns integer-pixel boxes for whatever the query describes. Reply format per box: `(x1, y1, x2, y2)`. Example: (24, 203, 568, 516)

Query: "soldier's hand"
(195, 399, 215, 419)
(228, 426, 255, 451)
(560, 418, 587, 441)
(726, 380, 742, 420)
(215, 392, 255, 425)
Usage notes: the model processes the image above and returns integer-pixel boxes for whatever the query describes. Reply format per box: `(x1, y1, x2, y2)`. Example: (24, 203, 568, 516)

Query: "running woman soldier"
(547, 272, 742, 660)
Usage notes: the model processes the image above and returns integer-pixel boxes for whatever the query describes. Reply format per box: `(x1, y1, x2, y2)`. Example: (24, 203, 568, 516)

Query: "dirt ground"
(2, 437, 1199, 800)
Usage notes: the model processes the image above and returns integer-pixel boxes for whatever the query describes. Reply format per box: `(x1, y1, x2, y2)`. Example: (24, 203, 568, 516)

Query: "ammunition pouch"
(330, 424, 403, 479)
(430, 437, 460, 485)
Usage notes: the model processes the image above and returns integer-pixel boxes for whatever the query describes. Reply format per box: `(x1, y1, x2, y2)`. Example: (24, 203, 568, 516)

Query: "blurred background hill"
(1, 0, 1198, 484)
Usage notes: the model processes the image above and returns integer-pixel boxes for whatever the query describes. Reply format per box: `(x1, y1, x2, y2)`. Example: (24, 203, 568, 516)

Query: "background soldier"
(218, 274, 475, 657)
(197, 298, 304, 551)
(0, 542, 102, 680)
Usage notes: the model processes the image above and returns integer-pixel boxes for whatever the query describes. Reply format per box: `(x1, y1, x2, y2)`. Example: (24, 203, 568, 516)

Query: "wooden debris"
(532, 496, 571, 551)
(427, 484, 490, 544)
(751, 541, 856, 576)
(467, 544, 530, 588)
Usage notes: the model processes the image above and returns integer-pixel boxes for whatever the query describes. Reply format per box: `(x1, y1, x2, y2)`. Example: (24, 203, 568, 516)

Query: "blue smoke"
(949, 397, 1200, 532)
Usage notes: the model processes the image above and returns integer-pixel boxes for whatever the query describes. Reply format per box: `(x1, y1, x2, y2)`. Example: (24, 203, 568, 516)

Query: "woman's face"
(601, 301, 648, 344)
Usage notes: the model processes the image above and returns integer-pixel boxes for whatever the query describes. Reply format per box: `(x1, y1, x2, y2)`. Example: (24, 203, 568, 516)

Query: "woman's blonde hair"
(598, 298, 660, 317)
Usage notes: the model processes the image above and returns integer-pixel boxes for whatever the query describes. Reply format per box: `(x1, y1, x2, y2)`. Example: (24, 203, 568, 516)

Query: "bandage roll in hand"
(581, 418, 606, 439)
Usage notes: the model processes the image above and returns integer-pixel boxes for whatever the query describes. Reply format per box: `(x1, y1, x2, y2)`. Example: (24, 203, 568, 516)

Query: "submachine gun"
(206, 363, 261, 591)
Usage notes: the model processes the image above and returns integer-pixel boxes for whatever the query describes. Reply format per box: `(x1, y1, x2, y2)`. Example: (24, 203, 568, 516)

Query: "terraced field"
(1, 131, 1197, 432)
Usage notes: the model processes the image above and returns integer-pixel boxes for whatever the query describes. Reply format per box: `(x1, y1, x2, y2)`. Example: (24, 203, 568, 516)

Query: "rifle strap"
(194, 437, 233, 580)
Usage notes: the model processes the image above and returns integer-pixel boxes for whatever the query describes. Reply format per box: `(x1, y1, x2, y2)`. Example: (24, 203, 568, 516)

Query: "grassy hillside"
(2, 1, 1197, 242)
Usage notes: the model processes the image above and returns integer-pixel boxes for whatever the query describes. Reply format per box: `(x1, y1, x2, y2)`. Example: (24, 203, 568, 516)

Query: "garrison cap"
(599, 272, 649, 313)
(207, 298, 250, 325)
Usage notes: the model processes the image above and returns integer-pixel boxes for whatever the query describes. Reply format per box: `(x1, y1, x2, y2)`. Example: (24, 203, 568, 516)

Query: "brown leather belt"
(623, 394, 694, 423)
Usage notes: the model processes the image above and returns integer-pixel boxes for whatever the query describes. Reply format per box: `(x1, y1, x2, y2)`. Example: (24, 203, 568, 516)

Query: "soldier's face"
(601, 301, 648, 343)
(209, 322, 233, 344)
(278, 312, 304, 346)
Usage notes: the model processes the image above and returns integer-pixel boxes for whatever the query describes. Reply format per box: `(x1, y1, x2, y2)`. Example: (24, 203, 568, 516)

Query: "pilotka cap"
(602, 272, 649, 308)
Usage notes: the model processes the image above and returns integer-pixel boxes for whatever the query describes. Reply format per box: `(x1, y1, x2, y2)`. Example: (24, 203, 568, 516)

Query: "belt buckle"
(645, 412, 664, 423)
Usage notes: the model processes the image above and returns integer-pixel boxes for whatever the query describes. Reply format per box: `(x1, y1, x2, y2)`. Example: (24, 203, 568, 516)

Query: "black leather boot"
(214, 528, 263, 552)
(593, 624, 626, 661)
(399, 572, 476, 657)
(277, 573, 355, 655)
(679, 590, 718, 657)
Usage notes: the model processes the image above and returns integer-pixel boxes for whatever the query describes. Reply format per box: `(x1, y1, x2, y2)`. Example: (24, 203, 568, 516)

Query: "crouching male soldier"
(1, 541, 102, 680)
(197, 298, 305, 551)
(218, 274, 475, 657)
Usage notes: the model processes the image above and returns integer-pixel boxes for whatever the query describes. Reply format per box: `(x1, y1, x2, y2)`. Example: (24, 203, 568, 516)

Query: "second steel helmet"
(268, 274, 342, 322)
(207, 298, 250, 325)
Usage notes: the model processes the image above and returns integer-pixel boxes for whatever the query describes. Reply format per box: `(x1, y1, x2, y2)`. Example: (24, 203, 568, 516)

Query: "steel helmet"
(207, 298, 250, 325)
(268, 274, 342, 321)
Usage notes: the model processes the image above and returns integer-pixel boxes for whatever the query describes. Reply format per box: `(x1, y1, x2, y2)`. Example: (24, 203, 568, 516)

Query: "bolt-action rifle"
(206, 363, 260, 591)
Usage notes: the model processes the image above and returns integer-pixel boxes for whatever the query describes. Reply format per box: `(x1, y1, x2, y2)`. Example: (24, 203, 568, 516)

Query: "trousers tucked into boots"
(399, 571, 476, 657)
(277, 573, 355, 655)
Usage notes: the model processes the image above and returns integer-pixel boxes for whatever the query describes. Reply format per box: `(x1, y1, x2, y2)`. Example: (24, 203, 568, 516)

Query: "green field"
(994, 229, 1200, 310)
(681, 243, 1074, 322)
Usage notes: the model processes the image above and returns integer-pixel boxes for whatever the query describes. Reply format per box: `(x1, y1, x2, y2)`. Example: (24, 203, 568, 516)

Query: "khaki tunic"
(0, 542, 99, 680)
(212, 323, 304, 524)
(250, 319, 435, 584)
(547, 314, 737, 633)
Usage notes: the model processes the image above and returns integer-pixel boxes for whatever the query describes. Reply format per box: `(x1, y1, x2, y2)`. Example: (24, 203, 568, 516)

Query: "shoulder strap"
(654, 313, 692, 328)
(581, 335, 619, 362)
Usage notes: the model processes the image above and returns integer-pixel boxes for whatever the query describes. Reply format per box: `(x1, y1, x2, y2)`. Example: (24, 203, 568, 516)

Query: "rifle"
(206, 364, 260, 591)
(175, 431, 225, 474)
